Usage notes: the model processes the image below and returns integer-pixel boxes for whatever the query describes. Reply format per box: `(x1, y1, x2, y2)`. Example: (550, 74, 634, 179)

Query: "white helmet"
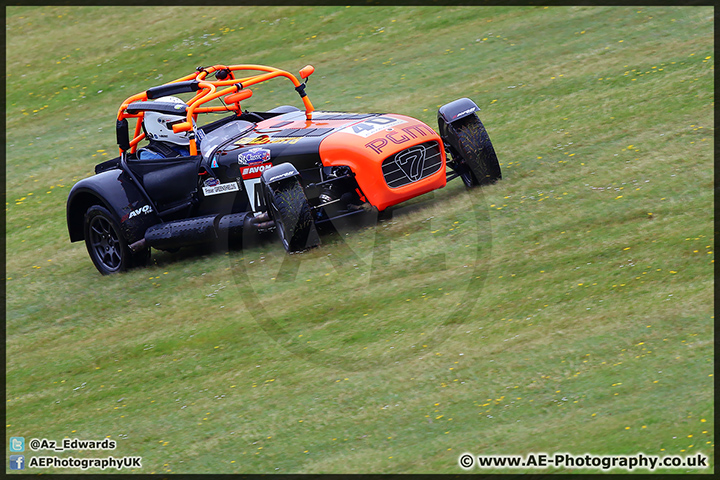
(142, 96, 190, 146)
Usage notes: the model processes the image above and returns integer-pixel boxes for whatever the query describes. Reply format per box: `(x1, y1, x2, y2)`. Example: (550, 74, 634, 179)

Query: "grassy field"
(5, 5, 714, 474)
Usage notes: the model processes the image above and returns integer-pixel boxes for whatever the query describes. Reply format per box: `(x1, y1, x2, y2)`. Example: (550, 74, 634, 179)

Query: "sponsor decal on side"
(121, 205, 153, 222)
(238, 148, 271, 165)
(202, 181, 240, 196)
(236, 136, 301, 146)
(203, 177, 220, 187)
(211, 158, 219, 168)
(240, 162, 273, 179)
(342, 116, 407, 138)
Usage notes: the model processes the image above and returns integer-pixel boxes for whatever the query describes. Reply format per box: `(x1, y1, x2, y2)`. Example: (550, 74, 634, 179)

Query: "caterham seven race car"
(67, 63, 501, 274)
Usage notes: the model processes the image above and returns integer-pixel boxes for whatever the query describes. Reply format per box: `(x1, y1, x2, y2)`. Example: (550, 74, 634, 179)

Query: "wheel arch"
(66, 169, 160, 244)
(437, 97, 480, 126)
(260, 162, 302, 187)
(67, 190, 111, 242)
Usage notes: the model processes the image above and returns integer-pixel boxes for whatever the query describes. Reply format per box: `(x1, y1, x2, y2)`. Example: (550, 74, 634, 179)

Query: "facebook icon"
(9, 455, 25, 470)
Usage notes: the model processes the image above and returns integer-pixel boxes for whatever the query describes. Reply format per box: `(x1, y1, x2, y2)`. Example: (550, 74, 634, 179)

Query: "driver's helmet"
(142, 96, 190, 146)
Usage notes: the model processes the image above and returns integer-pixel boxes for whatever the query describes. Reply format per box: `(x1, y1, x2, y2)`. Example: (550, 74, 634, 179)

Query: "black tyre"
(451, 116, 501, 187)
(84, 205, 148, 274)
(266, 178, 320, 253)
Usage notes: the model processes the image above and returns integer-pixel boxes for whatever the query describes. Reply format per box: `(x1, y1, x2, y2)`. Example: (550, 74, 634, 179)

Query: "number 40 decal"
(344, 117, 407, 138)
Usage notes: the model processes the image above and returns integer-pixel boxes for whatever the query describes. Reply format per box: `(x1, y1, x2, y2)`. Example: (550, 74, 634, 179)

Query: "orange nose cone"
(299, 65, 315, 79)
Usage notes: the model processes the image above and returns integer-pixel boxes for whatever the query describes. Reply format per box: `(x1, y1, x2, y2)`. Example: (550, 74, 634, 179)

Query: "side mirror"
(299, 65, 315, 80)
(225, 89, 253, 104)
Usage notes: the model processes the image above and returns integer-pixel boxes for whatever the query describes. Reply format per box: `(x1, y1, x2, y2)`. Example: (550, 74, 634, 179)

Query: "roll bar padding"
(125, 101, 189, 116)
(146, 80, 200, 100)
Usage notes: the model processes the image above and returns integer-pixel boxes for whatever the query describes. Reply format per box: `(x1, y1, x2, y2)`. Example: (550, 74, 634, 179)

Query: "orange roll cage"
(116, 64, 315, 156)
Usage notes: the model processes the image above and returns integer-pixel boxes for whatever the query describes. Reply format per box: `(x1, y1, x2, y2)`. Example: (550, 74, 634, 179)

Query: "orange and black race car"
(66, 63, 501, 274)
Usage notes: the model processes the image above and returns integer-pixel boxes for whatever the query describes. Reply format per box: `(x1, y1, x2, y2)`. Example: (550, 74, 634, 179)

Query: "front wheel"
(84, 205, 148, 274)
(448, 116, 502, 187)
(266, 178, 320, 253)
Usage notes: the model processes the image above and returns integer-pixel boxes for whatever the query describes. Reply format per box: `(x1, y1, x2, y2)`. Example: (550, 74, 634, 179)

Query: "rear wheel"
(84, 205, 149, 274)
(450, 116, 501, 187)
(266, 178, 320, 253)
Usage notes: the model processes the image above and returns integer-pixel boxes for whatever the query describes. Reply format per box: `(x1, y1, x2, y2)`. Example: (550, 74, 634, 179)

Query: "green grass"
(5, 5, 714, 474)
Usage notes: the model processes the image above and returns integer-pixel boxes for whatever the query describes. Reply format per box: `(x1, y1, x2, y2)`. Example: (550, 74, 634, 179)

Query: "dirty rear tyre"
(84, 205, 146, 274)
(455, 116, 501, 186)
(267, 178, 320, 253)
